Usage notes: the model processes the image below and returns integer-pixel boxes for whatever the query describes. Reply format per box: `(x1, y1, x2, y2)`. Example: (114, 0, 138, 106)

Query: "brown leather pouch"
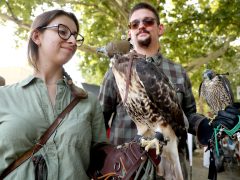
(87, 141, 160, 180)
(32, 155, 48, 180)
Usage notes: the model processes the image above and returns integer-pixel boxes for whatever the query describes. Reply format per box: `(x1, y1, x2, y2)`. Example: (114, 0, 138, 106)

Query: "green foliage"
(0, 0, 240, 109)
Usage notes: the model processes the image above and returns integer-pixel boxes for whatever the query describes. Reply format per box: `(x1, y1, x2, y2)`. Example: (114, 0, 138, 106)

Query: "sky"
(0, 22, 83, 85)
(0, 22, 27, 67)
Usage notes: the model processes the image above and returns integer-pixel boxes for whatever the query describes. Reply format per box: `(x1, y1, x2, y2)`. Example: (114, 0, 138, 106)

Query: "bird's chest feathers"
(113, 68, 142, 100)
(205, 78, 223, 94)
(126, 75, 161, 125)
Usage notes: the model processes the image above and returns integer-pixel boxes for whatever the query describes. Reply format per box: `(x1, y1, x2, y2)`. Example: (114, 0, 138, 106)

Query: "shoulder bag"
(0, 97, 81, 179)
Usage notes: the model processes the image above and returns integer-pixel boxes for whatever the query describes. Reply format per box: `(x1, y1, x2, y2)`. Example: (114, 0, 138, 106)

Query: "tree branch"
(54, 0, 97, 6)
(109, 0, 128, 24)
(78, 44, 97, 54)
(0, 13, 30, 30)
(54, 0, 111, 17)
(185, 37, 235, 71)
(0, 12, 105, 56)
(5, 1, 18, 21)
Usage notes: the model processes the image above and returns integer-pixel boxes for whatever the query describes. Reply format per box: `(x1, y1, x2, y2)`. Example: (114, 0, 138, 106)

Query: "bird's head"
(111, 52, 145, 84)
(203, 69, 216, 80)
(111, 52, 145, 73)
(111, 54, 129, 73)
(96, 40, 131, 58)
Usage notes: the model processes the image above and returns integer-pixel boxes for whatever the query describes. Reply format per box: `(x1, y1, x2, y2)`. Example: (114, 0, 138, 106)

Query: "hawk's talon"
(208, 116, 216, 126)
(140, 138, 161, 155)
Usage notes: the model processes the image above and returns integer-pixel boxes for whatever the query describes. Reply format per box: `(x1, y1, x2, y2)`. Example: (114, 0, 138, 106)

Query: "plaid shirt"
(99, 52, 205, 145)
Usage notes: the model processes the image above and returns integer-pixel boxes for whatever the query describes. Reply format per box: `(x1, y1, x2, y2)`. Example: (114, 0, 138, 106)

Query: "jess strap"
(0, 97, 81, 179)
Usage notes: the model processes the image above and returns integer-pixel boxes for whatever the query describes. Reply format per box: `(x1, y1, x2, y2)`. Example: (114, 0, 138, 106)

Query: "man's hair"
(129, 2, 160, 24)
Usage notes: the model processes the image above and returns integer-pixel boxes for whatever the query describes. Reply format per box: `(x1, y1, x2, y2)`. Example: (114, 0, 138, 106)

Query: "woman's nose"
(68, 34, 77, 45)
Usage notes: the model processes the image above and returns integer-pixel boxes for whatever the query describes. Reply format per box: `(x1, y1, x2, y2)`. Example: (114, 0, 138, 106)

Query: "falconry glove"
(212, 104, 240, 130)
(197, 103, 240, 145)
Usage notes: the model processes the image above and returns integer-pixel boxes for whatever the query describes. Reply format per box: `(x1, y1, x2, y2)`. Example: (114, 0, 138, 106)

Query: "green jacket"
(0, 76, 107, 179)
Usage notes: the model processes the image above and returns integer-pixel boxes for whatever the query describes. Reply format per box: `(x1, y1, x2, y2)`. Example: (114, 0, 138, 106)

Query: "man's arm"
(180, 71, 211, 145)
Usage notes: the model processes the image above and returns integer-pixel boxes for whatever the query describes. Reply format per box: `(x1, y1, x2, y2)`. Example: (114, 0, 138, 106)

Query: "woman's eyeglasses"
(128, 17, 156, 30)
(38, 24, 84, 47)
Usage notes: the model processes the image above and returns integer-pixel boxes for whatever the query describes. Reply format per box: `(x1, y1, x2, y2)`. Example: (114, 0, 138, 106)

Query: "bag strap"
(0, 97, 81, 179)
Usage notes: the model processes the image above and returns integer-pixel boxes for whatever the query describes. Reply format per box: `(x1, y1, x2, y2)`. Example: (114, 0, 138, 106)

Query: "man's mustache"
(136, 29, 150, 36)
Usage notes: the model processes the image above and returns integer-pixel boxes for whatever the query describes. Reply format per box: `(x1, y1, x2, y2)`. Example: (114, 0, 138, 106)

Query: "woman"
(0, 9, 107, 179)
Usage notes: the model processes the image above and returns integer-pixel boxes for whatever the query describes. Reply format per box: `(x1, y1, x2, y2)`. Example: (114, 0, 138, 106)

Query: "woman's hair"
(0, 75, 5, 86)
(27, 9, 79, 70)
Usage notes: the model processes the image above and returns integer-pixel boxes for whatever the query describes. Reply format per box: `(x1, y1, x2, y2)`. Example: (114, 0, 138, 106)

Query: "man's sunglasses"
(128, 17, 156, 30)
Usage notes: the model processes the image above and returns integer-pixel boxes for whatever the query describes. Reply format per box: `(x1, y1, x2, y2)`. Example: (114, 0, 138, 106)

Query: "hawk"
(199, 69, 234, 115)
(111, 51, 187, 180)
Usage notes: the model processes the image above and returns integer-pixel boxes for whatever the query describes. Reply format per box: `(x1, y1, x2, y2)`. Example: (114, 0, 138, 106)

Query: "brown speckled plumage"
(111, 52, 186, 140)
(199, 69, 234, 114)
(111, 51, 187, 179)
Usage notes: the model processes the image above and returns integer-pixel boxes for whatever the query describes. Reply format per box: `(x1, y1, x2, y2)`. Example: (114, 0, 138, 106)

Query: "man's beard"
(136, 29, 151, 47)
(137, 37, 151, 47)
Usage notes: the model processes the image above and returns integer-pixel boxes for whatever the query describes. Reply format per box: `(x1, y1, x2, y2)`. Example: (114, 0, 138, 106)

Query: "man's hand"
(212, 104, 240, 130)
(197, 103, 240, 146)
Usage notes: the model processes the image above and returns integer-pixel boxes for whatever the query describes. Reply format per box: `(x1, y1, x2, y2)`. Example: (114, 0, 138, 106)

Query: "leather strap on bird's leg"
(123, 54, 133, 104)
(155, 132, 169, 145)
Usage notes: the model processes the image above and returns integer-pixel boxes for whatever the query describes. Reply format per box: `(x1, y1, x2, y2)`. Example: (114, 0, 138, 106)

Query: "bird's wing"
(135, 60, 185, 129)
(199, 81, 210, 106)
(218, 75, 234, 104)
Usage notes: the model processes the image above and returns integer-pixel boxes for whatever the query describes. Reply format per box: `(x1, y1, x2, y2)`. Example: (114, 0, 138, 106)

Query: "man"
(99, 2, 240, 179)
(0, 76, 5, 86)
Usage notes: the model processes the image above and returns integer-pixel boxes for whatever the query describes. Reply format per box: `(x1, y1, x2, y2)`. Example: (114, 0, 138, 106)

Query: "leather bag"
(0, 97, 81, 179)
(32, 155, 48, 180)
(87, 141, 160, 180)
